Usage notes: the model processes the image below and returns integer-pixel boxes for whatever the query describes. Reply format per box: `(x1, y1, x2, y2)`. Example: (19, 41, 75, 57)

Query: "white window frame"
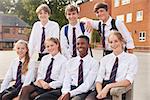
(116, 15, 124, 22)
(139, 31, 146, 42)
(136, 10, 143, 22)
(126, 13, 132, 23)
(114, 0, 120, 7)
(121, 0, 130, 5)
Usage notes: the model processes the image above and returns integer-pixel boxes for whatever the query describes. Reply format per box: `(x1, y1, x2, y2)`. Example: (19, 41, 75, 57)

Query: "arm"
(69, 61, 99, 97)
(60, 27, 72, 59)
(116, 20, 135, 53)
(28, 23, 37, 57)
(0, 61, 14, 92)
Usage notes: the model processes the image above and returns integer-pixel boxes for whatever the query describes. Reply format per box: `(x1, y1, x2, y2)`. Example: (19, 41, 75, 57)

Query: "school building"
(79, 0, 150, 51)
(0, 13, 30, 50)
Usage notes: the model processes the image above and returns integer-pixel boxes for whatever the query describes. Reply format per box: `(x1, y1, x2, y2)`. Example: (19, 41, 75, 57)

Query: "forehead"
(66, 10, 78, 14)
(109, 34, 119, 40)
(96, 8, 107, 12)
(77, 38, 87, 43)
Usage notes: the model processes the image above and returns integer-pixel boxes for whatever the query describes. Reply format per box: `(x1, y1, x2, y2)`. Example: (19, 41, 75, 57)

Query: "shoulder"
(48, 20, 59, 26)
(33, 21, 40, 26)
(101, 53, 113, 62)
(59, 54, 67, 61)
(124, 53, 137, 60)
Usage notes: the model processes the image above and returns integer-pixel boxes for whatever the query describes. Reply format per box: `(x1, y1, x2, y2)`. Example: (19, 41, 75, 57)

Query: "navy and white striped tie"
(15, 61, 22, 88)
(78, 59, 83, 86)
(40, 27, 45, 53)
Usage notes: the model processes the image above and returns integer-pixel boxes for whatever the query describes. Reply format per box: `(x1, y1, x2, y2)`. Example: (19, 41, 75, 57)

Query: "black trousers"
(0, 85, 21, 100)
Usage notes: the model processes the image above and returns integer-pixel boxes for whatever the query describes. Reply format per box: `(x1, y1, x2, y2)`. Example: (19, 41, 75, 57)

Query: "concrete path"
(0, 49, 150, 100)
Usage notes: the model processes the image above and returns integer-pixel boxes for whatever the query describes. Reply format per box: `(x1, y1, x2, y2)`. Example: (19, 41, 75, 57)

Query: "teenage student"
(60, 4, 91, 59)
(58, 35, 99, 100)
(0, 40, 36, 100)
(86, 30, 138, 100)
(85, 2, 134, 56)
(28, 4, 60, 61)
(19, 37, 67, 100)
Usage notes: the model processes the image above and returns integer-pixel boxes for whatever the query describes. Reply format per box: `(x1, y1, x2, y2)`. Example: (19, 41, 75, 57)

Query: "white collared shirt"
(36, 52, 67, 89)
(28, 20, 60, 58)
(96, 51, 138, 84)
(61, 55, 99, 97)
(60, 21, 91, 59)
(90, 16, 135, 50)
(0, 58, 36, 92)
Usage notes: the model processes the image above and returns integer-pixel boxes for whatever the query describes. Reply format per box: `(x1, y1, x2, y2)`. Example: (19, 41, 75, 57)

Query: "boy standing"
(60, 4, 91, 59)
(28, 4, 60, 61)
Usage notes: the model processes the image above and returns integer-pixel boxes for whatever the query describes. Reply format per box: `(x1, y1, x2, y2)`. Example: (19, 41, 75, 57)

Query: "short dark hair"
(77, 35, 89, 44)
(94, 2, 108, 12)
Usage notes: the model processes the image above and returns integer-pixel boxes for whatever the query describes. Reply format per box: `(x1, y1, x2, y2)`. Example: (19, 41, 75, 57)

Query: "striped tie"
(109, 57, 119, 82)
(78, 59, 83, 86)
(102, 24, 106, 48)
(15, 61, 22, 88)
(40, 27, 45, 53)
(44, 58, 54, 83)
(72, 27, 77, 57)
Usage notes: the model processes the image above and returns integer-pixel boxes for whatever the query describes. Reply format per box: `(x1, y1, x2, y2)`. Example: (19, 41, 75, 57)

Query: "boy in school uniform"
(59, 35, 99, 100)
(28, 4, 60, 61)
(60, 4, 91, 59)
(85, 2, 134, 56)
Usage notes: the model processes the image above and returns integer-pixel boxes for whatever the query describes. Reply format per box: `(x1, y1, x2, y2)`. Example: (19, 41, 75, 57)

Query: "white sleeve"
(22, 61, 36, 87)
(60, 27, 72, 59)
(125, 55, 138, 84)
(36, 59, 45, 81)
(51, 22, 60, 39)
(116, 20, 135, 49)
(96, 58, 106, 83)
(28, 23, 37, 57)
(70, 60, 99, 97)
(0, 61, 14, 92)
(49, 62, 67, 89)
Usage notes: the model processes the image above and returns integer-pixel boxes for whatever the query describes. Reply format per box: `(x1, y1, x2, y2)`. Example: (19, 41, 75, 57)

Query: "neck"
(113, 49, 123, 56)
(103, 15, 109, 23)
(41, 20, 48, 26)
(80, 52, 88, 58)
(70, 21, 78, 26)
(51, 51, 59, 57)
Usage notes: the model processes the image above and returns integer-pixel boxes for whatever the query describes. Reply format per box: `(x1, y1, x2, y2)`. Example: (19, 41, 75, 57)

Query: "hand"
(34, 80, 42, 88)
(60, 93, 70, 100)
(85, 21, 93, 33)
(40, 80, 50, 89)
(96, 85, 110, 99)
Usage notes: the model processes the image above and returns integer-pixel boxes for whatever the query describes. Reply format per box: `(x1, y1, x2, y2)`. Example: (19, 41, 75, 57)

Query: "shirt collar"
(17, 57, 25, 63)
(39, 20, 50, 28)
(78, 54, 90, 62)
(69, 21, 80, 29)
(102, 16, 112, 26)
(112, 51, 125, 59)
(49, 52, 61, 60)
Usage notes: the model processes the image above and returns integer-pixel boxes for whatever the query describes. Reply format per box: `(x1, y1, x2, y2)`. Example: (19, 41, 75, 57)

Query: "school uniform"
(61, 54, 99, 99)
(90, 16, 135, 55)
(0, 57, 36, 99)
(28, 20, 60, 60)
(60, 21, 91, 59)
(87, 51, 138, 100)
(19, 52, 67, 100)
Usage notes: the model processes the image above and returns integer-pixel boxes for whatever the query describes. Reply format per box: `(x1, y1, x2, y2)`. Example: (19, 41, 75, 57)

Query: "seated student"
(0, 40, 36, 100)
(86, 30, 138, 100)
(58, 35, 99, 100)
(19, 37, 67, 100)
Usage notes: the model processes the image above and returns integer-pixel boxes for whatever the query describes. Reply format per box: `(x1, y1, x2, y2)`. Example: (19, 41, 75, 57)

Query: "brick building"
(79, 0, 150, 51)
(0, 14, 30, 50)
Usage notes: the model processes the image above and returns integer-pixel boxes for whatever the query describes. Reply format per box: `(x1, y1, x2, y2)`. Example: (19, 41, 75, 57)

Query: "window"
(126, 13, 132, 23)
(18, 28, 24, 34)
(116, 15, 124, 22)
(139, 31, 146, 42)
(136, 10, 143, 21)
(121, 0, 130, 5)
(114, 0, 120, 7)
(3, 27, 10, 33)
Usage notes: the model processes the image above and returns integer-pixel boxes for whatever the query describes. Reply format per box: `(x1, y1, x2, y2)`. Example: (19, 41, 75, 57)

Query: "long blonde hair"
(14, 40, 30, 74)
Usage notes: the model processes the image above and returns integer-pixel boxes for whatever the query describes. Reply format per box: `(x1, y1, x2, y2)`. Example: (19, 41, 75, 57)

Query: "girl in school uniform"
(19, 37, 67, 100)
(86, 30, 138, 100)
(0, 40, 36, 100)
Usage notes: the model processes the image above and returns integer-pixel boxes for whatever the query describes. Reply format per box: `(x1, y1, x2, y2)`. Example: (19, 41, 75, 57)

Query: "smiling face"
(38, 10, 49, 23)
(45, 39, 59, 56)
(108, 32, 124, 54)
(76, 37, 89, 57)
(66, 11, 79, 25)
(95, 8, 109, 22)
(15, 42, 28, 60)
